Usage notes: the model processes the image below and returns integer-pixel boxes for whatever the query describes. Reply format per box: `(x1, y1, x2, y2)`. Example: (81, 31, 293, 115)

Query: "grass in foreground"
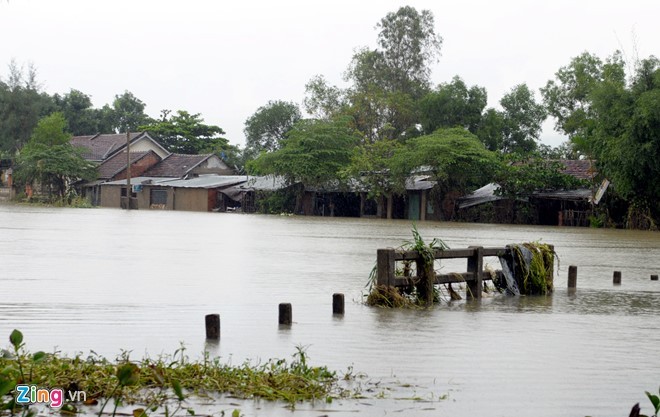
(0, 330, 358, 416)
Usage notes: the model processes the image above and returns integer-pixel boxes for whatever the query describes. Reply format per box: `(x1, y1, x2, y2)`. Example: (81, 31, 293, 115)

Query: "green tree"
(0, 61, 55, 152)
(248, 117, 360, 188)
(373, 5, 443, 97)
(243, 100, 301, 158)
(499, 84, 547, 154)
(106, 91, 153, 133)
(540, 52, 625, 157)
(495, 154, 587, 199)
(388, 128, 498, 195)
(343, 6, 442, 142)
(476, 108, 505, 151)
(53, 89, 101, 135)
(589, 56, 660, 227)
(343, 138, 401, 211)
(303, 75, 346, 120)
(140, 110, 230, 155)
(419, 76, 487, 134)
(14, 113, 96, 200)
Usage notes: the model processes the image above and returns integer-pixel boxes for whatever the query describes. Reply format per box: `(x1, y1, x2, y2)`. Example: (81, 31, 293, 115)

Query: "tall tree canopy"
(53, 89, 102, 136)
(499, 84, 547, 154)
(140, 110, 230, 155)
(243, 100, 301, 157)
(0, 61, 55, 152)
(248, 117, 361, 188)
(419, 76, 487, 134)
(104, 91, 154, 133)
(344, 6, 442, 142)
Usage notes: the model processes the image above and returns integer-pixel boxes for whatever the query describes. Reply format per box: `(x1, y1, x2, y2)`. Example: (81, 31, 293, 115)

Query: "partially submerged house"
(99, 174, 290, 212)
(457, 160, 605, 226)
(71, 132, 237, 208)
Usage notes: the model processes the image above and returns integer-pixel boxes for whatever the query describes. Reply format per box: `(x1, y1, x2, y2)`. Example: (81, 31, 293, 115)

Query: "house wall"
(131, 137, 170, 159)
(112, 153, 161, 181)
(191, 155, 235, 176)
(100, 185, 122, 208)
(173, 188, 210, 212)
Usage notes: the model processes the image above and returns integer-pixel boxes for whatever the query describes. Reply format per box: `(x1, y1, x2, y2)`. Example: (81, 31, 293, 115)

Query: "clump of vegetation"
(365, 284, 410, 308)
(0, 330, 357, 417)
(497, 242, 555, 295)
(365, 225, 449, 308)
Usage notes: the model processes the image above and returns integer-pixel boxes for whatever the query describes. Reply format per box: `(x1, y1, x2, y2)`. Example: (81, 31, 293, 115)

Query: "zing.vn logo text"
(15, 385, 86, 408)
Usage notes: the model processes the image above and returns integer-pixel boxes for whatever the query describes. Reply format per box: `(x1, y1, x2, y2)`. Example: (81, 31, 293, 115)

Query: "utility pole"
(126, 130, 131, 210)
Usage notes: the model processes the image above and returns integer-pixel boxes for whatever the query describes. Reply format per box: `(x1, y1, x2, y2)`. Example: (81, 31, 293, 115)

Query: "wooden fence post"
(332, 293, 345, 315)
(467, 246, 483, 299)
(613, 271, 622, 285)
(376, 248, 396, 287)
(568, 265, 577, 289)
(205, 314, 220, 339)
(651, 275, 658, 281)
(279, 303, 292, 325)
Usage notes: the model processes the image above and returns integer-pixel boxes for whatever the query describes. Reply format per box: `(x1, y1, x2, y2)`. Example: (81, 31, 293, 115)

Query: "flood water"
(1, 203, 660, 417)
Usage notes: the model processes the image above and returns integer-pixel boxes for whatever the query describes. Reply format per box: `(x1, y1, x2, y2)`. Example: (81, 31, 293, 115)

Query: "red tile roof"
(560, 160, 597, 180)
(143, 153, 211, 177)
(71, 133, 142, 161)
(97, 151, 154, 180)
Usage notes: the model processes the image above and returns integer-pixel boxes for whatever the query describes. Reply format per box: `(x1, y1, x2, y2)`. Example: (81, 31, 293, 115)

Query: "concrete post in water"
(651, 275, 658, 281)
(205, 314, 220, 339)
(467, 246, 484, 299)
(279, 303, 292, 325)
(568, 265, 577, 288)
(613, 271, 622, 285)
(332, 293, 345, 315)
(376, 248, 396, 287)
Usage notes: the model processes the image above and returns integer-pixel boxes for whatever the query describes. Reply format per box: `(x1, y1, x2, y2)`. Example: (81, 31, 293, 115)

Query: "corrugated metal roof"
(405, 175, 436, 191)
(458, 183, 506, 209)
(240, 175, 289, 191)
(159, 175, 247, 189)
(102, 177, 177, 186)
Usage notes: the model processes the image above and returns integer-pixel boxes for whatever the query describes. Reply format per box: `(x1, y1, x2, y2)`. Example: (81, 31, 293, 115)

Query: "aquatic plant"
(637, 387, 660, 417)
(496, 242, 555, 295)
(365, 225, 449, 308)
(0, 330, 358, 417)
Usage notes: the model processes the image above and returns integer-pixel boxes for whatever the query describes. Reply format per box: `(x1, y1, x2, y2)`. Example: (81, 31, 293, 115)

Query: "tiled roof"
(97, 151, 153, 180)
(143, 153, 211, 177)
(560, 160, 596, 180)
(71, 133, 142, 161)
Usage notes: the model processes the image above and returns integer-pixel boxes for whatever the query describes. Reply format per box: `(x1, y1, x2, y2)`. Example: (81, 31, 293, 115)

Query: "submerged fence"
(376, 245, 554, 299)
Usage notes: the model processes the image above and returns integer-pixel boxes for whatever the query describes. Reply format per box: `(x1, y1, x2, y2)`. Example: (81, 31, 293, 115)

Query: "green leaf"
(172, 380, 184, 401)
(232, 409, 241, 417)
(60, 404, 77, 415)
(0, 375, 16, 396)
(9, 329, 23, 348)
(117, 363, 139, 386)
(646, 391, 660, 412)
(32, 351, 46, 363)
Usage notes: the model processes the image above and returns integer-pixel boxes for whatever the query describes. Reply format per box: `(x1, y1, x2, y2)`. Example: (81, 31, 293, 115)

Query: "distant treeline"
(1, 6, 658, 228)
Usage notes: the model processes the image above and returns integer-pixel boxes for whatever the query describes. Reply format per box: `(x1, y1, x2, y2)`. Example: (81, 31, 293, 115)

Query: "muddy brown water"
(1, 204, 659, 416)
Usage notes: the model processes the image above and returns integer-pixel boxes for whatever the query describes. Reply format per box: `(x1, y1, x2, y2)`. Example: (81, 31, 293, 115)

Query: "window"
(150, 189, 168, 206)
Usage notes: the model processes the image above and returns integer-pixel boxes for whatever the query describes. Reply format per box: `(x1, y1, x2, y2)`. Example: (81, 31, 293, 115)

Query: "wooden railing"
(376, 246, 509, 300)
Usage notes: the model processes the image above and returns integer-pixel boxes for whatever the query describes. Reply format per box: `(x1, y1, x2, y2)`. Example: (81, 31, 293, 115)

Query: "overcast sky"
(1, 0, 658, 148)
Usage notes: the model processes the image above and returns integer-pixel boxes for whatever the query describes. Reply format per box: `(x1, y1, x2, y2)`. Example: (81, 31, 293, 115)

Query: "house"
(99, 174, 290, 213)
(72, 132, 237, 208)
(457, 160, 604, 226)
